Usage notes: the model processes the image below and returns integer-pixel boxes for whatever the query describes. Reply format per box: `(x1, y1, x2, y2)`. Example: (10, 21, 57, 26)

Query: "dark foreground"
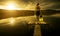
(0, 16, 60, 36)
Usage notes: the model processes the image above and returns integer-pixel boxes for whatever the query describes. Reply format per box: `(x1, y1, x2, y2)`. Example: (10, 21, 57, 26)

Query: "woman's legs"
(36, 15, 40, 23)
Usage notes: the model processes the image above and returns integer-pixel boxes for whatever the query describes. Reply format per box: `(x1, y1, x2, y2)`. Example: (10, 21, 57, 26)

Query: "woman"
(35, 3, 40, 22)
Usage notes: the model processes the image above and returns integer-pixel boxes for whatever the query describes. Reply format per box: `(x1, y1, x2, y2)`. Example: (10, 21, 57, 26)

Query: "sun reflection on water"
(8, 17, 15, 25)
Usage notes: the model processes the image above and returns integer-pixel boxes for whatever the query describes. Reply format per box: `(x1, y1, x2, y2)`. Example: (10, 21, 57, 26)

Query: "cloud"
(50, 3, 60, 9)
(41, 0, 60, 3)
(38, 0, 60, 10)
(0, 0, 60, 10)
(21, 0, 60, 10)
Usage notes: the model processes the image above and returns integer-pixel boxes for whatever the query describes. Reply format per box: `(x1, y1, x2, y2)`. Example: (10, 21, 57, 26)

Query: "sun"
(4, 2, 22, 10)
(6, 3, 15, 10)
(0, 2, 22, 10)
(5, 3, 17, 10)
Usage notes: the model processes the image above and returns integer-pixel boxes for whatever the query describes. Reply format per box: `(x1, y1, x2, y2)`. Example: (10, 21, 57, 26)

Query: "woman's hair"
(37, 3, 39, 6)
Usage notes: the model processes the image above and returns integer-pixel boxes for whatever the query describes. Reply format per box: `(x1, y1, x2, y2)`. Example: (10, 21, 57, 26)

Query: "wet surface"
(0, 15, 60, 36)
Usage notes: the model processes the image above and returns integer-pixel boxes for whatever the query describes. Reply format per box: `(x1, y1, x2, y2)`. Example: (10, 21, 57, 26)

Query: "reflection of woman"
(35, 3, 40, 22)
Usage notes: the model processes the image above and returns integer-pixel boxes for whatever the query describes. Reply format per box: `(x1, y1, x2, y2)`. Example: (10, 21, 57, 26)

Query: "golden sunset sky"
(0, 0, 60, 10)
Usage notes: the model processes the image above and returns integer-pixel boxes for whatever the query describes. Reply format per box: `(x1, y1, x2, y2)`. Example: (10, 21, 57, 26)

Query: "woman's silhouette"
(35, 3, 40, 22)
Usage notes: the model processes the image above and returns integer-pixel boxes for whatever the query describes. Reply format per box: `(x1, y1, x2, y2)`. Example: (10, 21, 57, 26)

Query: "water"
(0, 14, 60, 36)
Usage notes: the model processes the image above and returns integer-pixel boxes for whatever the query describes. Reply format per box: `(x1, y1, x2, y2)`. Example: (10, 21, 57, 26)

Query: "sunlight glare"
(9, 17, 15, 25)
(6, 3, 16, 10)
(4, 1, 22, 10)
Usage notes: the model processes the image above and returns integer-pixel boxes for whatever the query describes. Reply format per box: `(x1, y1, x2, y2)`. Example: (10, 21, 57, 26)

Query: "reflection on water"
(0, 16, 36, 36)
(0, 14, 60, 36)
(0, 14, 60, 26)
(51, 13, 60, 17)
(0, 16, 36, 24)
(8, 17, 15, 25)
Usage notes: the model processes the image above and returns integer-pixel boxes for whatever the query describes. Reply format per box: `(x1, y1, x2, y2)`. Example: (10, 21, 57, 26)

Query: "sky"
(0, 0, 60, 10)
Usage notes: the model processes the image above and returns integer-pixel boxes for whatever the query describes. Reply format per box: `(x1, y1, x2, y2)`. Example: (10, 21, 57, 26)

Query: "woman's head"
(37, 3, 40, 6)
